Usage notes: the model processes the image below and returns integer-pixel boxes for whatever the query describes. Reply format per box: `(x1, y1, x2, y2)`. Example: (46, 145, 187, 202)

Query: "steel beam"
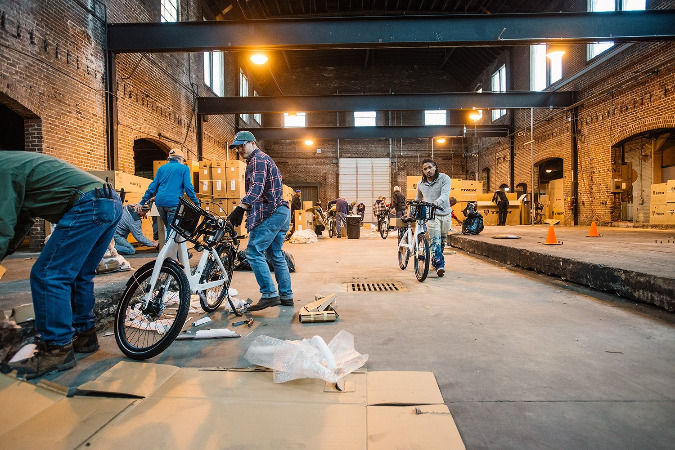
(198, 92, 573, 114)
(238, 125, 510, 140)
(108, 11, 675, 53)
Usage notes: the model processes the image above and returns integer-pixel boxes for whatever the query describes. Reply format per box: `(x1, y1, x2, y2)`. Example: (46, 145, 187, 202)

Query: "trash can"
(345, 215, 361, 239)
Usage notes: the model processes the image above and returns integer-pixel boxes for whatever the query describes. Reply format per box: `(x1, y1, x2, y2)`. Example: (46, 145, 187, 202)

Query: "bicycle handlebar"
(406, 200, 444, 212)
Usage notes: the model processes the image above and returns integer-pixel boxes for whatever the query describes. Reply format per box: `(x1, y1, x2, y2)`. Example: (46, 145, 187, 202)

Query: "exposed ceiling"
(202, 0, 565, 88)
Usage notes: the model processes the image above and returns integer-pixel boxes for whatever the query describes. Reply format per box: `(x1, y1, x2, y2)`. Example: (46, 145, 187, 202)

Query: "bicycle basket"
(409, 202, 436, 221)
(171, 198, 225, 247)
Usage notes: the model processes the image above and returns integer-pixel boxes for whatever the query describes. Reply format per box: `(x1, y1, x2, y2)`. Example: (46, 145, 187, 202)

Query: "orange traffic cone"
(544, 225, 562, 245)
(587, 221, 601, 237)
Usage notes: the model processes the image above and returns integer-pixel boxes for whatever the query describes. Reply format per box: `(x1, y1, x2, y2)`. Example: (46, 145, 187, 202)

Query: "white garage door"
(339, 158, 391, 223)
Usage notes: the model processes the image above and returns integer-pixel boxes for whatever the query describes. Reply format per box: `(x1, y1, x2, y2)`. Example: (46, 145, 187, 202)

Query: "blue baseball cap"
(229, 131, 256, 148)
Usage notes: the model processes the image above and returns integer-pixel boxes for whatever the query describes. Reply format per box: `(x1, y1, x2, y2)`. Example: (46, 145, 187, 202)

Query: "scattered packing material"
(289, 228, 318, 244)
(8, 343, 36, 363)
(299, 294, 338, 323)
(192, 317, 211, 327)
(244, 330, 367, 384)
(10, 303, 35, 324)
(175, 329, 239, 340)
(0, 361, 465, 449)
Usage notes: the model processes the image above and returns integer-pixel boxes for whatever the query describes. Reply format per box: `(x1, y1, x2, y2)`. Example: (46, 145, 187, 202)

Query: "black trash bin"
(345, 215, 361, 239)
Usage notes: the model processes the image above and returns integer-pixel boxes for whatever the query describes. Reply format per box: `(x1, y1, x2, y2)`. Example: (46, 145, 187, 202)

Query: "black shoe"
(437, 268, 445, 277)
(1, 341, 76, 380)
(72, 327, 100, 353)
(280, 298, 294, 306)
(247, 296, 281, 311)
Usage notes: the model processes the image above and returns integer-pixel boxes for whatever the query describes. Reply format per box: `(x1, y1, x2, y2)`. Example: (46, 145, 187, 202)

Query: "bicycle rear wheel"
(199, 244, 234, 312)
(398, 229, 411, 270)
(380, 217, 389, 239)
(328, 219, 336, 238)
(115, 260, 190, 360)
(414, 233, 430, 282)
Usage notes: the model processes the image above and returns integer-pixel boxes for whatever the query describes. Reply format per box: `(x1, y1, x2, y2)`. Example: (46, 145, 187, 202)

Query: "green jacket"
(0, 151, 103, 260)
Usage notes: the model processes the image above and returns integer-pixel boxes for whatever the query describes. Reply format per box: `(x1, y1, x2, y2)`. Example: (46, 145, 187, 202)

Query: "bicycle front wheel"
(115, 260, 190, 360)
(398, 229, 411, 270)
(380, 218, 389, 239)
(329, 219, 336, 238)
(199, 244, 234, 312)
(414, 233, 430, 282)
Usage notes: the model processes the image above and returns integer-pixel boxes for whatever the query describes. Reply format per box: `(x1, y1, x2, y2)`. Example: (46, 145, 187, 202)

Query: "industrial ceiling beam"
(107, 10, 675, 53)
(197, 92, 573, 114)
(238, 125, 510, 140)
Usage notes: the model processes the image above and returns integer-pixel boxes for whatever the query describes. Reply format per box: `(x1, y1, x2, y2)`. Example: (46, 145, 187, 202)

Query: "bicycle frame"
(398, 219, 427, 256)
(142, 230, 229, 309)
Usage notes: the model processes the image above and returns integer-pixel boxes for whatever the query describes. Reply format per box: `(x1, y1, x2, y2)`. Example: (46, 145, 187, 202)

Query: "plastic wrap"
(244, 330, 368, 383)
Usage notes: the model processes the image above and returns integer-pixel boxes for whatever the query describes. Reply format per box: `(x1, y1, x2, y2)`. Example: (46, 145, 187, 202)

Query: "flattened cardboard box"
(1, 361, 464, 449)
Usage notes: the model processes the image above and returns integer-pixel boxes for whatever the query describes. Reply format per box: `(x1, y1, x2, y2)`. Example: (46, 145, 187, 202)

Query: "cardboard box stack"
(194, 160, 249, 237)
(475, 192, 520, 226)
(651, 181, 675, 224)
(89, 170, 154, 245)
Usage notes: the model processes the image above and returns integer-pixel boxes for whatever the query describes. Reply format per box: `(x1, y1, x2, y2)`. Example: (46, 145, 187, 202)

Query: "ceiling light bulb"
(304, 139, 314, 146)
(250, 54, 268, 65)
(436, 138, 446, 144)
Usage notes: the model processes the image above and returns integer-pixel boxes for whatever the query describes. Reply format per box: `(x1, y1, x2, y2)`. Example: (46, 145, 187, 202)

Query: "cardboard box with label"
(226, 161, 247, 198)
(0, 361, 464, 449)
(89, 171, 151, 195)
(199, 179, 213, 197)
(211, 160, 227, 183)
(212, 179, 227, 199)
(199, 160, 212, 181)
(294, 210, 314, 231)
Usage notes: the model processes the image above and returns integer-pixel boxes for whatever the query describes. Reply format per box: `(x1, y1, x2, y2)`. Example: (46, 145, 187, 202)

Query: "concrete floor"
(2, 228, 675, 449)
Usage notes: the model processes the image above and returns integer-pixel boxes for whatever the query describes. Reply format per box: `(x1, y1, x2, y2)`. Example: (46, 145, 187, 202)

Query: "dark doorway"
(0, 102, 25, 150)
(293, 185, 319, 205)
(133, 139, 168, 179)
(538, 158, 563, 185)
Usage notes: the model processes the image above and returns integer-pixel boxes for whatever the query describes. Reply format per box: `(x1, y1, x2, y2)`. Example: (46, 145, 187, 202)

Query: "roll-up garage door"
(339, 158, 391, 223)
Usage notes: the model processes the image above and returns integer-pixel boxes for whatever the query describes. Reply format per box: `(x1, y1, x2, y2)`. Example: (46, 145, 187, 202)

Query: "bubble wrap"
(244, 330, 368, 383)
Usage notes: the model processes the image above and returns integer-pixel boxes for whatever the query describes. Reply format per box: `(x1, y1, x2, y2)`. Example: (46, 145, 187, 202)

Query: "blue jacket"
(140, 159, 199, 208)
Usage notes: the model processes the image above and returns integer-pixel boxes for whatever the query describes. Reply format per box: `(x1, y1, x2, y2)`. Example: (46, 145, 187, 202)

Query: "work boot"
(436, 267, 445, 277)
(247, 296, 281, 311)
(280, 297, 294, 306)
(72, 327, 100, 353)
(1, 341, 76, 380)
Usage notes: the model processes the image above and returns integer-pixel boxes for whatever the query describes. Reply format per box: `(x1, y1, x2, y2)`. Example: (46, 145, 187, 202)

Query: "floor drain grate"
(347, 282, 404, 292)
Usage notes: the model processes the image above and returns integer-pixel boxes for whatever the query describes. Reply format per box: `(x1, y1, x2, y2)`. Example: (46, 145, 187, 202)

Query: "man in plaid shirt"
(227, 131, 293, 311)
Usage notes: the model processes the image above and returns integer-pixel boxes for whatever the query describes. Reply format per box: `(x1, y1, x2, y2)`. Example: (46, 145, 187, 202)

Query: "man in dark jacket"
(492, 188, 510, 226)
(290, 190, 302, 231)
(391, 186, 407, 219)
(0, 151, 122, 379)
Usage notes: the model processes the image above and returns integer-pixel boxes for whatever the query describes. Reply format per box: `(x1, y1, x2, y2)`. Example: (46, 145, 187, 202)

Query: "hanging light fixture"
(546, 44, 566, 59)
(250, 53, 269, 65)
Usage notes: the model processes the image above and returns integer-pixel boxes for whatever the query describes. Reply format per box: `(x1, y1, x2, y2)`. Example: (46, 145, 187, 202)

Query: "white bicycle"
(397, 201, 441, 282)
(114, 198, 240, 360)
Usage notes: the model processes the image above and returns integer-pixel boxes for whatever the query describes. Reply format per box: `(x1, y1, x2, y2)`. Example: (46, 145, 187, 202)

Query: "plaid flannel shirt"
(373, 200, 388, 217)
(241, 149, 289, 231)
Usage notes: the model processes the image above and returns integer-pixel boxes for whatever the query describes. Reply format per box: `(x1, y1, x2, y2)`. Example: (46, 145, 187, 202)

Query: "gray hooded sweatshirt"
(415, 173, 452, 216)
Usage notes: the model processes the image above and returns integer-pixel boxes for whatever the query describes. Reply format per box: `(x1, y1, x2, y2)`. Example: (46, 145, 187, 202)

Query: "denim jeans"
(426, 214, 452, 270)
(30, 189, 122, 345)
(157, 206, 177, 239)
(245, 206, 292, 300)
(336, 212, 347, 237)
(113, 234, 136, 255)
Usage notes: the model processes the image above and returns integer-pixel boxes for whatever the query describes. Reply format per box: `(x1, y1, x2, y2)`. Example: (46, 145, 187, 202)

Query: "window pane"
(213, 52, 223, 96)
(354, 111, 376, 127)
(589, 41, 614, 59)
(491, 65, 506, 120)
(161, 0, 178, 22)
(549, 52, 563, 84)
(622, 0, 645, 10)
(531, 44, 546, 91)
(590, 0, 614, 11)
(253, 91, 261, 124)
(284, 112, 306, 128)
(203, 52, 210, 86)
(424, 110, 446, 126)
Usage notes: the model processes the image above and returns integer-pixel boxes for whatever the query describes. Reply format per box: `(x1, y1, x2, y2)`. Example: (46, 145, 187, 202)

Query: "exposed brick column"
(25, 118, 45, 251)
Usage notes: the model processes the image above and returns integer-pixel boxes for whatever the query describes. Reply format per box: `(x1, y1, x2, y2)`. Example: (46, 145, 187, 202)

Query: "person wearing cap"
(113, 203, 158, 255)
(0, 151, 122, 379)
(136, 148, 199, 237)
(227, 131, 293, 311)
(290, 189, 302, 231)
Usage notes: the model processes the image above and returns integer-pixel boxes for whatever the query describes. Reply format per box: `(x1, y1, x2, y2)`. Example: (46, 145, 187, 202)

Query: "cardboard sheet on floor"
(0, 374, 135, 449)
(1, 362, 465, 449)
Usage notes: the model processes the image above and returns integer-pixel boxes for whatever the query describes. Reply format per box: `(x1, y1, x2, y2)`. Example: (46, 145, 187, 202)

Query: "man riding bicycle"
(415, 159, 452, 277)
